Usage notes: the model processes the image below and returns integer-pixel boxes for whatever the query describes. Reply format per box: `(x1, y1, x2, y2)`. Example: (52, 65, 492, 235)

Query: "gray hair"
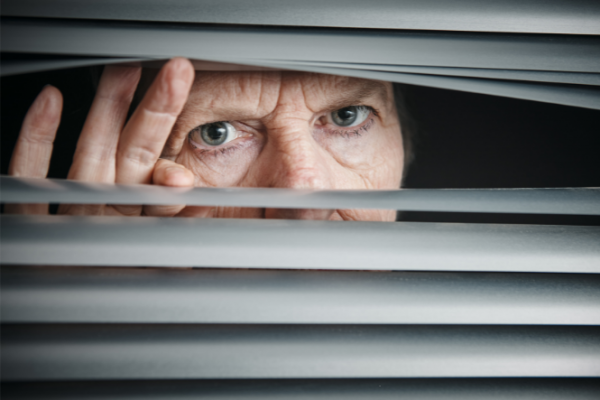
(393, 83, 417, 183)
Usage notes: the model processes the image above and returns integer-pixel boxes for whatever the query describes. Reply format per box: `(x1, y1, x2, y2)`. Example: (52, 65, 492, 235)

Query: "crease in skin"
(256, 72, 274, 117)
(260, 78, 336, 192)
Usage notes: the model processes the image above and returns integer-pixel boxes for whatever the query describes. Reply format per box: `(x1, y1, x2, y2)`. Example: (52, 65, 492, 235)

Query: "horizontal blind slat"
(3, 18, 599, 73)
(2, 177, 599, 215)
(3, 0, 600, 35)
(3, 324, 599, 380)
(5, 55, 600, 87)
(2, 215, 599, 273)
(5, 18, 600, 107)
(266, 60, 600, 86)
(0, 55, 283, 77)
(0, 56, 148, 76)
(255, 61, 600, 110)
(3, 267, 599, 325)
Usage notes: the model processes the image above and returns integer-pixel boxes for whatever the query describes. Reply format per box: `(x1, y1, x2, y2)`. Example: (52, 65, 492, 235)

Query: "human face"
(163, 71, 405, 221)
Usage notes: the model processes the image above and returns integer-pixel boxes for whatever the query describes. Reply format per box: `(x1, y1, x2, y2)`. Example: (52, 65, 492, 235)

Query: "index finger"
(115, 58, 194, 184)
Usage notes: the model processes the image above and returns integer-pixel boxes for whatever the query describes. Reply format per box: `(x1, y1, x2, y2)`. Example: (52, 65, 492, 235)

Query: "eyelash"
(326, 117, 375, 138)
(188, 135, 246, 158)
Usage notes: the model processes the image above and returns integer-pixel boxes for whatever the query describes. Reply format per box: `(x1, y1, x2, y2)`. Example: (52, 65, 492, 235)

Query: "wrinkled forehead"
(185, 70, 393, 116)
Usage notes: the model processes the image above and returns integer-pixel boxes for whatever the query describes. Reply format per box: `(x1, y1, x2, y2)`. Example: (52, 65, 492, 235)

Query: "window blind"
(2, 17, 600, 109)
(3, 0, 600, 34)
(1, 1, 599, 398)
(3, 176, 599, 215)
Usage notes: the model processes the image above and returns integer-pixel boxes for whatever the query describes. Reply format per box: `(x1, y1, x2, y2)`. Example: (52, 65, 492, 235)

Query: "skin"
(6, 58, 404, 221)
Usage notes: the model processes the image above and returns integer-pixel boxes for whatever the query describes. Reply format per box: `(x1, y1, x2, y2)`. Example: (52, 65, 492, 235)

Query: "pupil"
(338, 108, 356, 121)
(207, 124, 226, 141)
(201, 122, 228, 145)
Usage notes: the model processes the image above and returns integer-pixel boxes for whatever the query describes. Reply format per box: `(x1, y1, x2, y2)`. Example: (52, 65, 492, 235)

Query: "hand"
(5, 58, 196, 217)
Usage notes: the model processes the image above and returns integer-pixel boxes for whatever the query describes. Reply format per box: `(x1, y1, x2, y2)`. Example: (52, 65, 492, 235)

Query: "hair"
(392, 83, 417, 183)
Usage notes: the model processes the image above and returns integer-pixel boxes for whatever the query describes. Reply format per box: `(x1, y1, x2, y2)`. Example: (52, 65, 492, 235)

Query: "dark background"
(2, 66, 599, 224)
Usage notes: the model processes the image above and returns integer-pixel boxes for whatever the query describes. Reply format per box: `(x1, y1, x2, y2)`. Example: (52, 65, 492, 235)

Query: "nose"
(260, 125, 335, 220)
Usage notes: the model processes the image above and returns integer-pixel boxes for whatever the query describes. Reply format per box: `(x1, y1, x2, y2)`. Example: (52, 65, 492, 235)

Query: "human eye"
(188, 121, 239, 147)
(330, 106, 371, 127)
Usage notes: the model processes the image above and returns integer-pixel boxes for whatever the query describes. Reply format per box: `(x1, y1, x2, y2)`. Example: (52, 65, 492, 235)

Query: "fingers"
(68, 65, 141, 182)
(116, 58, 195, 185)
(6, 85, 63, 215)
(142, 158, 194, 217)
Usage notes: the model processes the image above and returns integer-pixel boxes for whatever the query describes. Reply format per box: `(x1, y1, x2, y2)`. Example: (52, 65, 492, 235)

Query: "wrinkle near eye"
(256, 72, 281, 117)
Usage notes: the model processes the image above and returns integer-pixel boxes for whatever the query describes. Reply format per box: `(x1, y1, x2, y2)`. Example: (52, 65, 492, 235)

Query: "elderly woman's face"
(165, 71, 404, 221)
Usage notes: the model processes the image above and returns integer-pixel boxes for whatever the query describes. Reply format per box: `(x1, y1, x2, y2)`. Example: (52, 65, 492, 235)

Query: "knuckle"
(118, 145, 158, 168)
(111, 204, 142, 216)
(17, 132, 54, 146)
(143, 107, 180, 121)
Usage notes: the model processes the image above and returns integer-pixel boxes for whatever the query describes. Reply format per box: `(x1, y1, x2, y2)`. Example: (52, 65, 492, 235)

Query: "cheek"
(175, 139, 263, 187)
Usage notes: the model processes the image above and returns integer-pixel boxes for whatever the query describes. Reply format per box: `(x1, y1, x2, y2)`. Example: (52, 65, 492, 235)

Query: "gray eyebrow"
(320, 80, 389, 111)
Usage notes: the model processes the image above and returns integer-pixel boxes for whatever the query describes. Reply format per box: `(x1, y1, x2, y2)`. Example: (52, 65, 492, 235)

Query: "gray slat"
(4, 267, 599, 325)
(255, 61, 600, 110)
(2, 0, 600, 35)
(5, 58, 599, 109)
(2, 324, 599, 380)
(2, 176, 600, 215)
(3, 18, 599, 73)
(0, 56, 147, 76)
(268, 60, 600, 86)
(2, 215, 599, 273)
(0, 56, 282, 77)
(4, 19, 600, 109)
(5, 54, 600, 87)
(3, 378, 600, 399)
(4, 54, 599, 109)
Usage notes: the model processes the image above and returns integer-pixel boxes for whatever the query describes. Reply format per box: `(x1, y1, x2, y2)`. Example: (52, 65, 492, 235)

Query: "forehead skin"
(167, 71, 404, 221)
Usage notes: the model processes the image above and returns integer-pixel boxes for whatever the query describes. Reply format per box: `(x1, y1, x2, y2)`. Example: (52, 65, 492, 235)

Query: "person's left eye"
(330, 106, 371, 127)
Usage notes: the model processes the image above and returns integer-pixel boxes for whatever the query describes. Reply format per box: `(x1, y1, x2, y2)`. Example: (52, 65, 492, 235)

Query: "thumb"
(143, 158, 194, 217)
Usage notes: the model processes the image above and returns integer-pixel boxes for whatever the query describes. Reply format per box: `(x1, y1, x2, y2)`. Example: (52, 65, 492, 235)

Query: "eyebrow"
(320, 80, 389, 111)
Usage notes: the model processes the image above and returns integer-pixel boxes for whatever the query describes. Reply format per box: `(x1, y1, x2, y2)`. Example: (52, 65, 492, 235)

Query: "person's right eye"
(189, 121, 238, 147)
